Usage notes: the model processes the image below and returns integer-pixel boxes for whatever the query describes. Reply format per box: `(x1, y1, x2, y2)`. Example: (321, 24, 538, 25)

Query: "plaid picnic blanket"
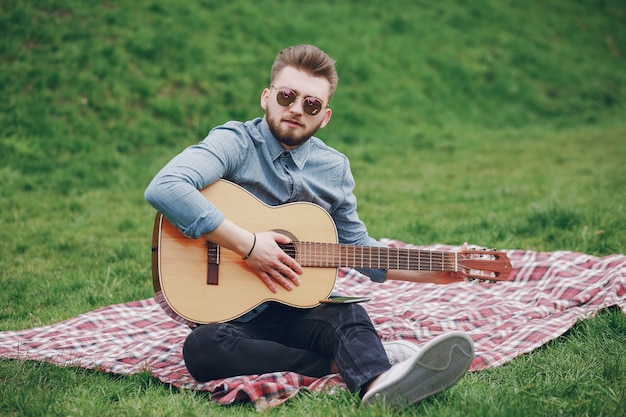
(1, 242, 624, 410)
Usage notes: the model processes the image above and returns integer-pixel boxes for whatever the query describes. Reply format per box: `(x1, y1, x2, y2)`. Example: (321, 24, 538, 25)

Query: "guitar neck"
(288, 242, 457, 272)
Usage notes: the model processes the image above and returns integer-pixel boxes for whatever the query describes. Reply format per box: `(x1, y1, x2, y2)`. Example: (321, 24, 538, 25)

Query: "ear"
(260, 88, 270, 111)
(319, 107, 333, 129)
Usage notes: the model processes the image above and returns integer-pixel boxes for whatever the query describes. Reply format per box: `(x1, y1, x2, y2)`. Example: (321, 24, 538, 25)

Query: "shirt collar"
(260, 117, 311, 170)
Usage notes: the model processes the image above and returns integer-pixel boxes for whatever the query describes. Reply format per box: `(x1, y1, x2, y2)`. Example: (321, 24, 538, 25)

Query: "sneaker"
(382, 339, 420, 365)
(363, 331, 474, 408)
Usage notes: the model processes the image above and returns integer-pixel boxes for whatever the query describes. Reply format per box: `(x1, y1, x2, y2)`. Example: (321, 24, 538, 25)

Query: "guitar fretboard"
(283, 242, 458, 272)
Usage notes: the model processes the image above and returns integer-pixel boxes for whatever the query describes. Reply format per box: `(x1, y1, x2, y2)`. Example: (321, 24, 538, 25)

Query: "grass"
(1, 0, 625, 415)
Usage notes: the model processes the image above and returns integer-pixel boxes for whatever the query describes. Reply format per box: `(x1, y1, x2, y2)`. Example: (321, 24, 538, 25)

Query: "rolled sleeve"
(144, 124, 249, 238)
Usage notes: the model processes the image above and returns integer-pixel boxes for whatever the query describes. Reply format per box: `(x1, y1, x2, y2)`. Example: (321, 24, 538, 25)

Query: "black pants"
(182, 302, 391, 392)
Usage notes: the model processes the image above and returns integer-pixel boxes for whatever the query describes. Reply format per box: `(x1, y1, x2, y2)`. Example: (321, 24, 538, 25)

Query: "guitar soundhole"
(274, 229, 298, 259)
(279, 242, 297, 259)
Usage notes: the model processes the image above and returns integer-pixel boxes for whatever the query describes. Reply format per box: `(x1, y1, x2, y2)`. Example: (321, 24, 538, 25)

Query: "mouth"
(282, 118, 303, 128)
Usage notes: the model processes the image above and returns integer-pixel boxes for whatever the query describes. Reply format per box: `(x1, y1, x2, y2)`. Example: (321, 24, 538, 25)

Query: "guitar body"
(152, 180, 339, 325)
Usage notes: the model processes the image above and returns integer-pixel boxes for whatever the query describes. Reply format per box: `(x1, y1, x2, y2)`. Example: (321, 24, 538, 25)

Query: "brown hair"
(270, 44, 339, 99)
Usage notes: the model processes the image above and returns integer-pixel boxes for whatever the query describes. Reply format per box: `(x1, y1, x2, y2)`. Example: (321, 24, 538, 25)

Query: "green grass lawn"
(1, 0, 625, 415)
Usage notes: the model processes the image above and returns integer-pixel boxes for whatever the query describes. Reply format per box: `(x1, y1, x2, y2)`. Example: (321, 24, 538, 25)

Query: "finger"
(268, 269, 295, 291)
(259, 272, 278, 293)
(280, 255, 303, 276)
(272, 232, 292, 244)
(274, 255, 302, 284)
(281, 266, 301, 286)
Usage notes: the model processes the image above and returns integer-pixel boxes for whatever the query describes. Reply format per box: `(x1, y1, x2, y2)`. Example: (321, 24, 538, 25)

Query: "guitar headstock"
(457, 248, 512, 283)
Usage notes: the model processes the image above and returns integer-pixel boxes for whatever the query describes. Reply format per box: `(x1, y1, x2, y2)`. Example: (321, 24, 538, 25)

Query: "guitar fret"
(372, 248, 382, 269)
(318, 242, 322, 267)
(317, 242, 319, 267)
(394, 248, 399, 269)
(375, 247, 379, 269)
(315, 242, 318, 267)
(326, 242, 330, 268)
(406, 248, 410, 270)
(315, 240, 322, 267)
(358, 246, 363, 268)
(316, 242, 318, 267)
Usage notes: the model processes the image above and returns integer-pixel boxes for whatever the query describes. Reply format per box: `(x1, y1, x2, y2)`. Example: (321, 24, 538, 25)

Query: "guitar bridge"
(206, 241, 220, 285)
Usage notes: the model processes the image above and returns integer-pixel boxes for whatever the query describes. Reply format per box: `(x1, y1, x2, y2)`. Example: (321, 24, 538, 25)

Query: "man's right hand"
(242, 231, 303, 293)
(202, 219, 304, 293)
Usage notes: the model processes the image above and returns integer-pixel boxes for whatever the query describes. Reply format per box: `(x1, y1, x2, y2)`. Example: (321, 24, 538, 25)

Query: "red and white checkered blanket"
(1, 242, 625, 410)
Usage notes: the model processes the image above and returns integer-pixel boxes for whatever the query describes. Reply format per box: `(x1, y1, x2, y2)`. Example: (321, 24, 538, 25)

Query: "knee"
(317, 303, 376, 334)
(343, 303, 374, 325)
(183, 325, 216, 361)
(182, 324, 224, 382)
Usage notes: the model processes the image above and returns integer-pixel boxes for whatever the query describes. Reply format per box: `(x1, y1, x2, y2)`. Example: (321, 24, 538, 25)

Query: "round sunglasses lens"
(276, 89, 296, 107)
(303, 98, 322, 115)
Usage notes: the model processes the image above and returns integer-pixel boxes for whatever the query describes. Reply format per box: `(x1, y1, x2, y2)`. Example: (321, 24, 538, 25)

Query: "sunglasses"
(271, 85, 326, 116)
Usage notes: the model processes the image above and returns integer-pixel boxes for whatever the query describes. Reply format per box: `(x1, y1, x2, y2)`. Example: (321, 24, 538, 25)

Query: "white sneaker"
(382, 339, 420, 365)
(363, 331, 474, 408)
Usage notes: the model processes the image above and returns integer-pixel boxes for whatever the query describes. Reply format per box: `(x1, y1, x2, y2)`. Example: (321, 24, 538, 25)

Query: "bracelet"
(242, 233, 256, 260)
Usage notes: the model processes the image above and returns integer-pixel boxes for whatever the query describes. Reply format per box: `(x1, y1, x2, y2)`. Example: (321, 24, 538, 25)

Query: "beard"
(265, 110, 324, 149)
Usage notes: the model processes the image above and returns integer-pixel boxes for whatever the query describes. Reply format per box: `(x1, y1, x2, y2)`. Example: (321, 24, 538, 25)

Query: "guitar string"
(209, 241, 498, 278)
(287, 242, 459, 271)
(286, 242, 501, 279)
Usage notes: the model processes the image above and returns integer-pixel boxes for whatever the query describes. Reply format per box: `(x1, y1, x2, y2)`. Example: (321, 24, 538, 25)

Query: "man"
(145, 44, 474, 409)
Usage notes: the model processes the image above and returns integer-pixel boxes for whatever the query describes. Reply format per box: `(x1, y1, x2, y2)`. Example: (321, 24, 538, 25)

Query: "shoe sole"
(363, 331, 474, 408)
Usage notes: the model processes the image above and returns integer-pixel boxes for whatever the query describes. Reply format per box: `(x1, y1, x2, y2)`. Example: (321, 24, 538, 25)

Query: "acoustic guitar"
(151, 180, 511, 325)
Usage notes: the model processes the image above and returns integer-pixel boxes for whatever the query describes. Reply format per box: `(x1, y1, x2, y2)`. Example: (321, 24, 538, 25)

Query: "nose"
(287, 97, 305, 114)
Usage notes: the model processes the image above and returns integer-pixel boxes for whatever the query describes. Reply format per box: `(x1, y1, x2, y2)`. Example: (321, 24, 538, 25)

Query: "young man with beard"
(145, 44, 474, 409)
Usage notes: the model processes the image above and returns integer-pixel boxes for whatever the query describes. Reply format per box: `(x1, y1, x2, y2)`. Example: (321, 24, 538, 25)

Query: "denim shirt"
(145, 117, 387, 284)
